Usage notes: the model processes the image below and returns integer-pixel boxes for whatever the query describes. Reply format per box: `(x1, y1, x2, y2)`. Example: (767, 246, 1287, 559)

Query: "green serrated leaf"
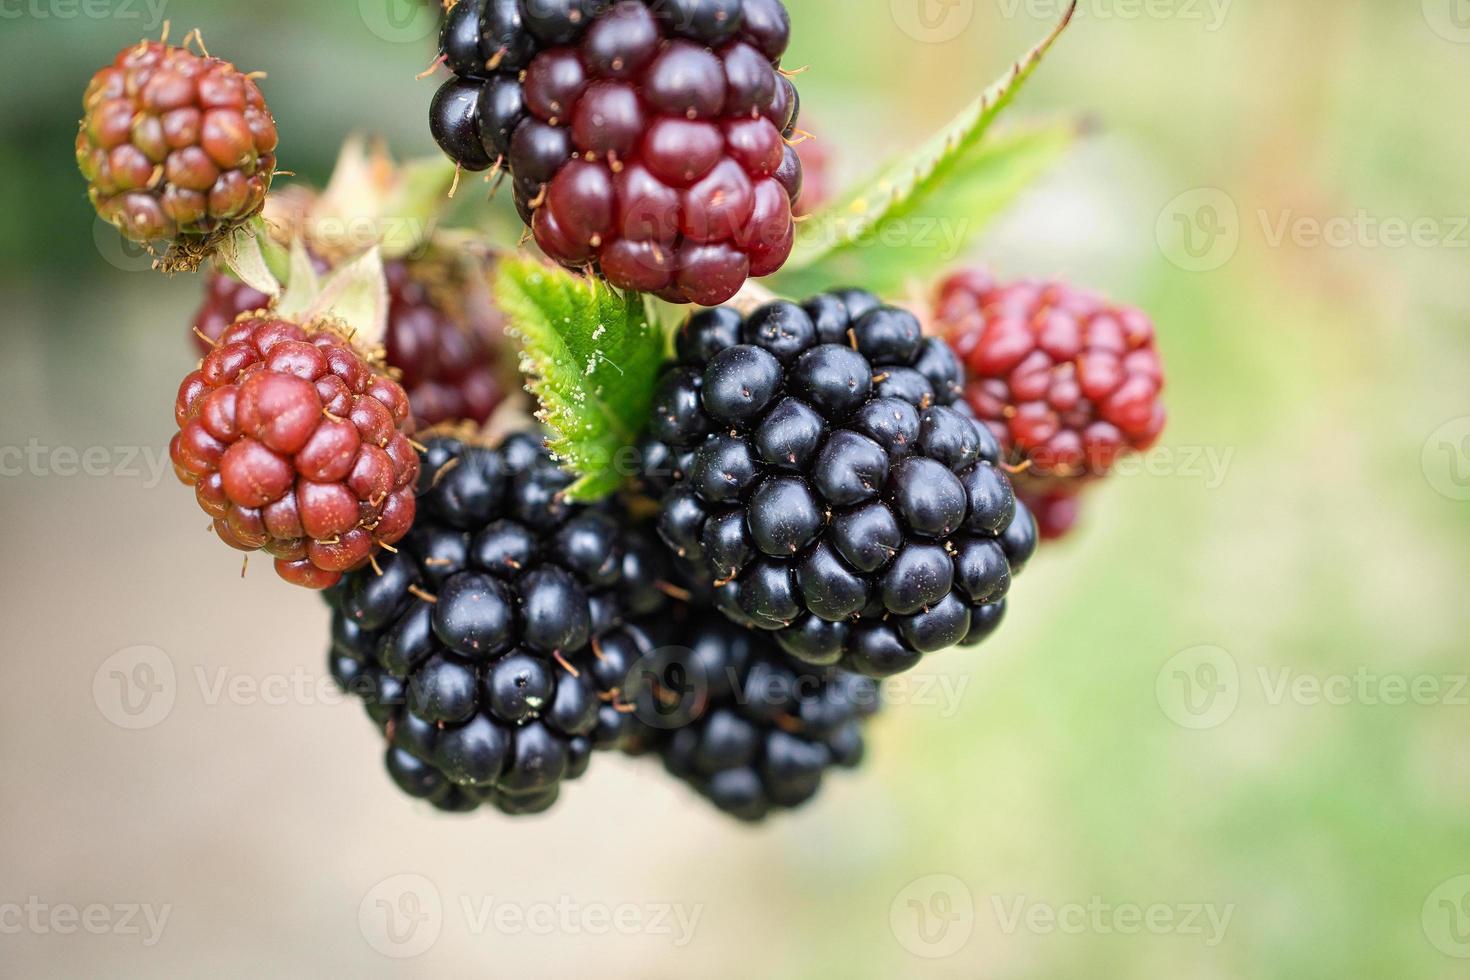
(496, 257, 664, 502)
(772, 2, 1078, 296)
(772, 119, 1079, 297)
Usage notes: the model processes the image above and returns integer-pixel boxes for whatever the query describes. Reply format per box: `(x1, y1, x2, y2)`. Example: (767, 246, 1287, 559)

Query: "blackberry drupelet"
(326, 432, 668, 815)
(935, 269, 1166, 540)
(621, 607, 879, 821)
(170, 315, 419, 589)
(642, 289, 1038, 677)
(429, 0, 803, 304)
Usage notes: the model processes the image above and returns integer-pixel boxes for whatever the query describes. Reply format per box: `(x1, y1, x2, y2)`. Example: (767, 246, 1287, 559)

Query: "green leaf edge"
(779, 1, 1078, 278)
(495, 257, 663, 502)
(770, 118, 1081, 297)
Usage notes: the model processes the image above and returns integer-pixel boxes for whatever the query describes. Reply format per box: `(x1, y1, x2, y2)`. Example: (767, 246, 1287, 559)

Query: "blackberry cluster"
(643, 289, 1037, 678)
(77, 39, 277, 245)
(430, 0, 803, 304)
(936, 269, 1166, 539)
(326, 433, 668, 815)
(622, 608, 879, 822)
(170, 315, 419, 589)
(192, 258, 504, 428)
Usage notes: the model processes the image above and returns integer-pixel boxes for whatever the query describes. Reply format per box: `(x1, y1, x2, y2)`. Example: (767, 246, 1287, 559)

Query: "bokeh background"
(3, 0, 1468, 976)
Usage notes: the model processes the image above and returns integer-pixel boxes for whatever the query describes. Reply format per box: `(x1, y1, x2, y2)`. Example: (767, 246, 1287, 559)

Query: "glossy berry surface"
(77, 39, 277, 242)
(429, 0, 802, 304)
(325, 433, 669, 816)
(935, 269, 1167, 540)
(642, 290, 1037, 677)
(621, 606, 879, 822)
(169, 315, 418, 589)
(192, 256, 504, 428)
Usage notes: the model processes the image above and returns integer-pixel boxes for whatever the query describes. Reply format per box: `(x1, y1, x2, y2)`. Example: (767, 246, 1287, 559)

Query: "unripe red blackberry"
(936, 270, 1166, 539)
(191, 257, 505, 428)
(170, 315, 419, 589)
(77, 38, 277, 248)
(792, 127, 829, 216)
(1015, 485, 1080, 540)
(429, 0, 802, 305)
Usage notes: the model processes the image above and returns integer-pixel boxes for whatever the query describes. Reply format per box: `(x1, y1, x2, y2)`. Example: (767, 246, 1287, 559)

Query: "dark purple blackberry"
(325, 432, 666, 816)
(621, 606, 879, 821)
(428, 0, 801, 305)
(640, 290, 1037, 677)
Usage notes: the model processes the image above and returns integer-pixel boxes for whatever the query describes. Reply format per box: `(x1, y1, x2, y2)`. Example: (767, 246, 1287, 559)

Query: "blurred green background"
(3, 0, 1469, 976)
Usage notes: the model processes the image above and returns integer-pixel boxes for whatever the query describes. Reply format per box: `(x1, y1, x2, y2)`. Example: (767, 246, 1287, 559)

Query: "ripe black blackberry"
(643, 290, 1038, 677)
(621, 607, 879, 822)
(429, 0, 803, 305)
(325, 431, 667, 815)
